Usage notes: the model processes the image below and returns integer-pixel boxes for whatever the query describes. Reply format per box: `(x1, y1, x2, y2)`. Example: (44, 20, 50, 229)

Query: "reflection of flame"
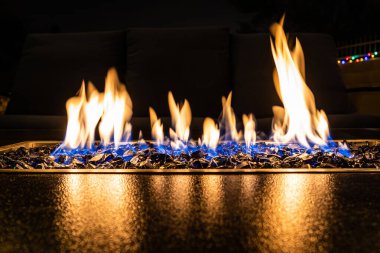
(241, 175, 258, 199)
(168, 91, 192, 149)
(257, 174, 333, 252)
(270, 16, 329, 147)
(220, 92, 242, 142)
(170, 176, 191, 223)
(63, 68, 132, 149)
(149, 107, 164, 145)
(56, 175, 143, 251)
(151, 175, 166, 196)
(202, 175, 223, 212)
(202, 118, 220, 150)
(149, 176, 192, 240)
(243, 113, 256, 147)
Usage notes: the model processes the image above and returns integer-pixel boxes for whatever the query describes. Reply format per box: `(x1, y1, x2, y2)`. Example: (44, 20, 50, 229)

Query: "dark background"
(1, 0, 379, 95)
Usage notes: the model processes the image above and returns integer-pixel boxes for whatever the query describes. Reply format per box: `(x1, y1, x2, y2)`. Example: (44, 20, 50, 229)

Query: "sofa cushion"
(126, 27, 230, 117)
(232, 33, 351, 118)
(7, 31, 126, 115)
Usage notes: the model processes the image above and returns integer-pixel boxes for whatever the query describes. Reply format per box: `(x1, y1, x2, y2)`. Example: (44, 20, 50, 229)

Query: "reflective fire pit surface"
(1, 173, 380, 252)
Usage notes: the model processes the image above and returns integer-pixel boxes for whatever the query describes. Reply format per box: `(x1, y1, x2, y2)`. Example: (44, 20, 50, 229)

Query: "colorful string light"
(338, 51, 379, 65)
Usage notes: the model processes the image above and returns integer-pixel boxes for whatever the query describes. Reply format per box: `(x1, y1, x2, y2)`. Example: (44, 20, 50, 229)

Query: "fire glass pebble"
(1, 141, 380, 169)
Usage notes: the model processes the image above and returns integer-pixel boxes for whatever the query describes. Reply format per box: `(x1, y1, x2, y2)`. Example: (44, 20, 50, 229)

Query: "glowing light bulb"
(349, 60, 353, 63)
(375, 52, 378, 56)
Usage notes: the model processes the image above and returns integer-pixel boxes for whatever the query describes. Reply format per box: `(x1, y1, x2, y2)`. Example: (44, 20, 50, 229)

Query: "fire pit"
(2, 17, 379, 172)
(1, 140, 379, 172)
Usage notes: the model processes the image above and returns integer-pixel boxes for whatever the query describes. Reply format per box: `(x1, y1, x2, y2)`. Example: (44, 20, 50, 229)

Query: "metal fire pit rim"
(1, 140, 380, 173)
(1, 168, 380, 174)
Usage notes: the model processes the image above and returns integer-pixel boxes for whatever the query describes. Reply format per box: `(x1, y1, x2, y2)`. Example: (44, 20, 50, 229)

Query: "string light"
(338, 51, 379, 64)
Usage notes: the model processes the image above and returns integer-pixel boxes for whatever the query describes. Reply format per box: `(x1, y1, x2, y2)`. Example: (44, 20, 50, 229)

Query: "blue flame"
(51, 137, 354, 164)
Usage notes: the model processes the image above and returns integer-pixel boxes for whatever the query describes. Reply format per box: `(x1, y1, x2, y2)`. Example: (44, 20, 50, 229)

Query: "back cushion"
(232, 33, 351, 118)
(7, 31, 126, 115)
(126, 28, 230, 117)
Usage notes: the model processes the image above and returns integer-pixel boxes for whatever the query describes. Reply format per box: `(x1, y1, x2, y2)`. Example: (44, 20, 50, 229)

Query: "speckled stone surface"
(1, 174, 380, 253)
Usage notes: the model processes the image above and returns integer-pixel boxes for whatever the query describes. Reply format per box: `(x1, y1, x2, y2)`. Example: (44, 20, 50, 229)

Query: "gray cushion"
(126, 27, 230, 117)
(7, 31, 126, 115)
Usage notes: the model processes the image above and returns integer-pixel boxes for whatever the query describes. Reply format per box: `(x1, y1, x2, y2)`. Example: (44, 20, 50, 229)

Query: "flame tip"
(270, 17, 329, 147)
(63, 68, 133, 149)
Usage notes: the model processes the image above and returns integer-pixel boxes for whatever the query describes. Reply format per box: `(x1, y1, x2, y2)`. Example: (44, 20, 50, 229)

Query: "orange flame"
(63, 82, 86, 149)
(270, 16, 329, 147)
(168, 91, 191, 149)
(83, 82, 104, 148)
(99, 68, 133, 148)
(63, 82, 103, 149)
(202, 117, 220, 150)
(243, 113, 256, 147)
(220, 92, 242, 142)
(149, 107, 164, 145)
(63, 68, 132, 149)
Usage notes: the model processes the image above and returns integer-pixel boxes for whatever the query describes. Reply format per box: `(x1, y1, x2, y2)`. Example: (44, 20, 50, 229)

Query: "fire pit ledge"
(1, 140, 380, 173)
